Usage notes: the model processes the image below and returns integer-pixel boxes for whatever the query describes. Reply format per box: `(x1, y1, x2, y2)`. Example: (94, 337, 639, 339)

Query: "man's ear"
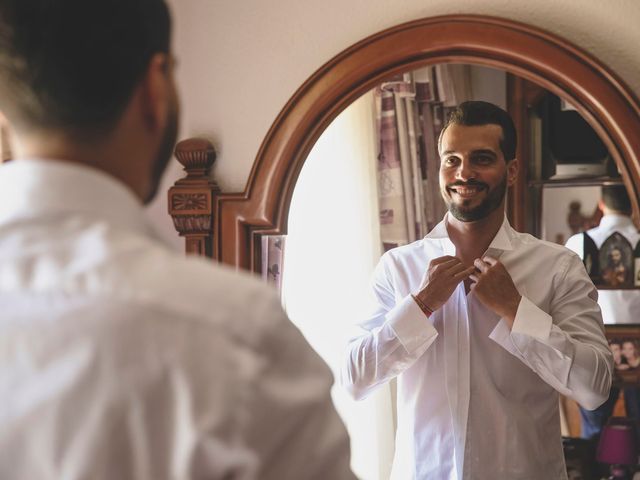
(507, 158, 519, 186)
(138, 53, 171, 133)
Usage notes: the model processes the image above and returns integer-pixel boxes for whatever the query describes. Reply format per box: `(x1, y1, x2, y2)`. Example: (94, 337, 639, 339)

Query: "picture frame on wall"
(605, 324, 640, 387)
(599, 232, 634, 289)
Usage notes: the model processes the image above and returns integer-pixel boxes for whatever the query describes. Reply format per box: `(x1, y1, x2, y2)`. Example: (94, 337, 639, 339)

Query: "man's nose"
(455, 159, 475, 181)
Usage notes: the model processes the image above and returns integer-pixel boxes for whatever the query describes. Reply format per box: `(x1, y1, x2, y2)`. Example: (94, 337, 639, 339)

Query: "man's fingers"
(430, 255, 457, 266)
(447, 262, 470, 276)
(469, 273, 479, 282)
(453, 266, 476, 279)
(432, 258, 461, 273)
(474, 258, 490, 272)
(482, 255, 498, 266)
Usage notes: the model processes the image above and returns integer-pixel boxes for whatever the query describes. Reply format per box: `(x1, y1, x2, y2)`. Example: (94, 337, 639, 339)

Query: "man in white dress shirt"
(0, 1, 355, 479)
(565, 185, 640, 439)
(342, 101, 613, 479)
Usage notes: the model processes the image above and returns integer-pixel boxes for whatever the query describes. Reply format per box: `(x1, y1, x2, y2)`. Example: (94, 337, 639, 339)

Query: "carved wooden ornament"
(168, 138, 219, 256)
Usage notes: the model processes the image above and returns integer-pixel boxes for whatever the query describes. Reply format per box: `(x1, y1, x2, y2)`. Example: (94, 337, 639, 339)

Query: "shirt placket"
(441, 239, 471, 480)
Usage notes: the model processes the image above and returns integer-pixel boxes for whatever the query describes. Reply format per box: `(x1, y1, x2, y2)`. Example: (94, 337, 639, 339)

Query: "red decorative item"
(597, 417, 638, 479)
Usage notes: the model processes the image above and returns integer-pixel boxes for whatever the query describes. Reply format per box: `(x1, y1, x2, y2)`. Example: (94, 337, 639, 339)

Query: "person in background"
(622, 340, 640, 369)
(566, 185, 640, 441)
(0, 1, 355, 479)
(342, 101, 612, 479)
(611, 340, 627, 370)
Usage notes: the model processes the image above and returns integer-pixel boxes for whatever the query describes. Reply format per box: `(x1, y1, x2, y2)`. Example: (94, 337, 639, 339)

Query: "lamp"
(597, 417, 638, 480)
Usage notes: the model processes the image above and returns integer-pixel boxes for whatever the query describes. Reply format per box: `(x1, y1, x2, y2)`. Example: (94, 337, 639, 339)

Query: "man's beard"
(443, 174, 507, 222)
(144, 101, 179, 205)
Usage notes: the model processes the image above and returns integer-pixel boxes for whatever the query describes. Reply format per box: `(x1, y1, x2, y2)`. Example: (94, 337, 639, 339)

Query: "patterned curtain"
(376, 65, 472, 250)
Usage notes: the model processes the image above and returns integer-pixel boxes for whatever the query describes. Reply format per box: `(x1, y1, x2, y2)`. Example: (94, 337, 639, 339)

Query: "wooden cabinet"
(507, 74, 625, 239)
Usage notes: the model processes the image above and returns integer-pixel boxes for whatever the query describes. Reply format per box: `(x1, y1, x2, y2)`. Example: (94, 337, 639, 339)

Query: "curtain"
(280, 90, 395, 479)
(375, 64, 472, 250)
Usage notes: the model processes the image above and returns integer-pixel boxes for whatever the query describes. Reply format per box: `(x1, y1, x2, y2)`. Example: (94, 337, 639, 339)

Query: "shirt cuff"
(387, 295, 438, 354)
(511, 296, 553, 342)
(489, 296, 553, 364)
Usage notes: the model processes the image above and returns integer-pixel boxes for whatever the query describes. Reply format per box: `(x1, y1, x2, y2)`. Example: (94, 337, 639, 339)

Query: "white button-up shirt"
(342, 214, 612, 480)
(0, 159, 355, 480)
(566, 213, 640, 324)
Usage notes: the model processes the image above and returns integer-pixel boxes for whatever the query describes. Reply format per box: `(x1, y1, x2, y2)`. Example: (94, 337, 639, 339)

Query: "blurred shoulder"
(97, 235, 287, 338)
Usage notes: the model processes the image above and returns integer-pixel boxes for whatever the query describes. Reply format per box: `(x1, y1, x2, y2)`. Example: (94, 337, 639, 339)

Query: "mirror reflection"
(262, 64, 638, 479)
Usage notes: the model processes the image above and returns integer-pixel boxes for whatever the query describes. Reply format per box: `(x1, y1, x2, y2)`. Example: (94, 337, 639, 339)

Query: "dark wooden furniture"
(507, 77, 630, 239)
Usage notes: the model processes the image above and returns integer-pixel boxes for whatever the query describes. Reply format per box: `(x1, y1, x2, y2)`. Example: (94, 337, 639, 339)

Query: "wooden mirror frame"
(207, 14, 640, 272)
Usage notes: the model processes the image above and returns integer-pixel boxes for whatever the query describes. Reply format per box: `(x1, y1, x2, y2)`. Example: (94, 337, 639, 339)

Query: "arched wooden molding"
(176, 15, 640, 272)
(168, 138, 219, 256)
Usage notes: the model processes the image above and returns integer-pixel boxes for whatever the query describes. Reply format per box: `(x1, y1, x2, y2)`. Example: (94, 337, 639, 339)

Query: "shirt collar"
(599, 213, 635, 230)
(0, 158, 157, 239)
(425, 212, 515, 253)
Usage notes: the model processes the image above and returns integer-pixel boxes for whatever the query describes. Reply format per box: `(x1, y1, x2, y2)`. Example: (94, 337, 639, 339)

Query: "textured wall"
(148, 0, 640, 246)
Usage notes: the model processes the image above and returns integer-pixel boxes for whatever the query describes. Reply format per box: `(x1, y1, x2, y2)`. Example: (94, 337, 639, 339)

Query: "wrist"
(411, 294, 434, 317)
(503, 294, 522, 328)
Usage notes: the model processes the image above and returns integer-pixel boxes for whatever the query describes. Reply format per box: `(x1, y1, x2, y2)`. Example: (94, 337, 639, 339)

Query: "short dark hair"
(0, 0, 171, 136)
(602, 185, 631, 214)
(439, 101, 517, 161)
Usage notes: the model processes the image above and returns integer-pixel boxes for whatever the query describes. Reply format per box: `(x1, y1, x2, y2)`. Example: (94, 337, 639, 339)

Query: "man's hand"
(470, 256, 522, 327)
(414, 256, 475, 313)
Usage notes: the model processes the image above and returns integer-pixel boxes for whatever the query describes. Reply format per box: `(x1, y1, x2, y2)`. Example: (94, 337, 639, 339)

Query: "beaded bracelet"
(411, 294, 434, 317)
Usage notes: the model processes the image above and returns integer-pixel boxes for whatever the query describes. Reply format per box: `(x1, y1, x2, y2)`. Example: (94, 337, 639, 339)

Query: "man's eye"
(475, 156, 493, 164)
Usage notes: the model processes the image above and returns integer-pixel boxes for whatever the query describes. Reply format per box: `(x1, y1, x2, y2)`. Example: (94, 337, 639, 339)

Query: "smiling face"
(622, 341, 637, 361)
(439, 123, 518, 222)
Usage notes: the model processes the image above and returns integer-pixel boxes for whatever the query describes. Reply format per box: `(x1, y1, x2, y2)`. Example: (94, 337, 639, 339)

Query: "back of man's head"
(602, 185, 631, 215)
(0, 0, 171, 138)
(439, 100, 517, 162)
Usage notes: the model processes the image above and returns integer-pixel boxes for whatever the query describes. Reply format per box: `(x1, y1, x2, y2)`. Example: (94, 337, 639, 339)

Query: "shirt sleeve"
(489, 253, 613, 410)
(242, 294, 357, 480)
(340, 253, 438, 401)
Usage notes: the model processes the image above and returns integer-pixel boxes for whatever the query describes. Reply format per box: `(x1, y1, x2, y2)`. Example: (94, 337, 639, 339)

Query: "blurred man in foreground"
(0, 1, 354, 479)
